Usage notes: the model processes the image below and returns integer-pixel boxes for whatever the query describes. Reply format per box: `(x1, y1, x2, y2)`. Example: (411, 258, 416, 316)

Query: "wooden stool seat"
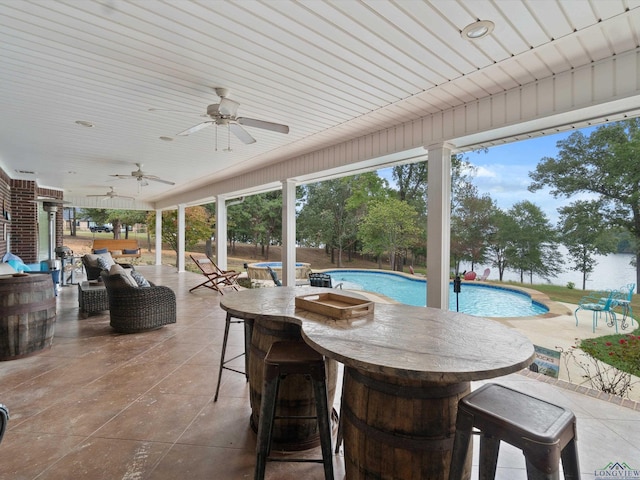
(255, 340, 334, 480)
(449, 383, 581, 480)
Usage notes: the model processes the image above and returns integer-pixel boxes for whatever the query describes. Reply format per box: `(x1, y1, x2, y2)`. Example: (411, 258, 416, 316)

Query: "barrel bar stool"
(254, 340, 334, 480)
(214, 312, 253, 402)
(449, 383, 581, 480)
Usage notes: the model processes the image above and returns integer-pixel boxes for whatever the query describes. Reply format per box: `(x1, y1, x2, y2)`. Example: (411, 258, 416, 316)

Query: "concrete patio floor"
(1, 265, 639, 479)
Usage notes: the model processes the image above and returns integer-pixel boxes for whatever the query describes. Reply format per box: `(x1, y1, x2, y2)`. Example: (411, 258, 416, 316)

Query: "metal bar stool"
(214, 312, 253, 402)
(255, 340, 334, 480)
(449, 383, 581, 480)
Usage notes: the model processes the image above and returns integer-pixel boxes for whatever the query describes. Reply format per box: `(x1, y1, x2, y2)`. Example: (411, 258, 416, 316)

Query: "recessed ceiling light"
(75, 120, 94, 127)
(159, 136, 174, 142)
(461, 20, 495, 40)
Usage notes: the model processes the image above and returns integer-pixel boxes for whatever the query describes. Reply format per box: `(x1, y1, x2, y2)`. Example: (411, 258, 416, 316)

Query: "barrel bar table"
(220, 287, 535, 480)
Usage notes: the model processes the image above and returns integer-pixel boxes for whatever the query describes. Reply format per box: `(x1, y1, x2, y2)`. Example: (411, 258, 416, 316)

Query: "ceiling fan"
(110, 163, 175, 186)
(87, 187, 135, 200)
(175, 87, 289, 147)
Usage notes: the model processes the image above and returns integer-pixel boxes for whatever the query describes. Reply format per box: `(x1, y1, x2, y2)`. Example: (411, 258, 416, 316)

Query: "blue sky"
(466, 127, 598, 223)
(467, 132, 569, 222)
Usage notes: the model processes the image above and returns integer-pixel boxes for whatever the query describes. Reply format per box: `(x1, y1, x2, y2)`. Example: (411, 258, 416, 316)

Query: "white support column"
(155, 210, 162, 266)
(282, 180, 296, 286)
(426, 143, 453, 309)
(216, 195, 228, 270)
(177, 204, 186, 273)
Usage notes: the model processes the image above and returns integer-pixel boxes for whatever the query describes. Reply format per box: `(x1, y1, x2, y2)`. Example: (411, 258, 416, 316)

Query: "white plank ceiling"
(1, 0, 639, 207)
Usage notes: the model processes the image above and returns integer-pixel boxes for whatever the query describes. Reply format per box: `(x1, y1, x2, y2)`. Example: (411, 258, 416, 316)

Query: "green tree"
(80, 208, 147, 239)
(228, 192, 282, 259)
(392, 154, 474, 268)
(558, 200, 617, 290)
(147, 206, 211, 256)
(529, 119, 640, 290)
(507, 201, 563, 283)
(485, 209, 517, 281)
(450, 183, 497, 273)
(358, 198, 421, 270)
(298, 173, 388, 266)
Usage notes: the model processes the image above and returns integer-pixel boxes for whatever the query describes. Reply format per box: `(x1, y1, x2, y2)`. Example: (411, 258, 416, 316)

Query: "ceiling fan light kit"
(174, 88, 289, 148)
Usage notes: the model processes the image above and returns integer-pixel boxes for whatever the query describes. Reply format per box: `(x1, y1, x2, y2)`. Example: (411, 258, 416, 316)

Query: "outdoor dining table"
(220, 286, 535, 480)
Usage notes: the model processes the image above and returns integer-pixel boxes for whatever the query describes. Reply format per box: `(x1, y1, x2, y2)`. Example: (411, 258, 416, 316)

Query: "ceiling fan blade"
(143, 175, 175, 186)
(110, 174, 132, 180)
(149, 108, 207, 117)
(218, 97, 239, 117)
(176, 121, 214, 136)
(229, 123, 256, 144)
(237, 117, 289, 134)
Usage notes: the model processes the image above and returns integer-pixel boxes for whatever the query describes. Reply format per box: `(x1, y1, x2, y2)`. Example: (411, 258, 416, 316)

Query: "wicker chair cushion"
(109, 264, 138, 288)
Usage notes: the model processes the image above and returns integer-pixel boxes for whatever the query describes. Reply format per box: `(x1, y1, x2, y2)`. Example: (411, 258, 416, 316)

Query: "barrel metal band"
(2, 297, 56, 316)
(343, 406, 454, 452)
(346, 368, 468, 399)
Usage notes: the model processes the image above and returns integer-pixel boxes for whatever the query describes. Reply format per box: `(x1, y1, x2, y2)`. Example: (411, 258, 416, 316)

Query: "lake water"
(460, 250, 636, 291)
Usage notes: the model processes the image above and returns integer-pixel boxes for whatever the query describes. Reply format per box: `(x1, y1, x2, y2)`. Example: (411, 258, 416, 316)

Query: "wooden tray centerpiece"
(295, 292, 374, 319)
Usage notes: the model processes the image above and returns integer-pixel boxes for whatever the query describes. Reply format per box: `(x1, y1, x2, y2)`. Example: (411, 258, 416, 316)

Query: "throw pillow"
(109, 264, 138, 288)
(97, 256, 112, 271)
(93, 248, 108, 254)
(130, 270, 151, 287)
(123, 248, 139, 254)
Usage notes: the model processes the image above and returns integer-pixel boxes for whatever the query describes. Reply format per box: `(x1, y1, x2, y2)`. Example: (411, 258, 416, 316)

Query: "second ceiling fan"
(176, 87, 289, 146)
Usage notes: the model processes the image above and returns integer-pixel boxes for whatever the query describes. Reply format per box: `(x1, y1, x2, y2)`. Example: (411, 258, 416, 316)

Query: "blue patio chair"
(574, 289, 618, 333)
(612, 283, 635, 329)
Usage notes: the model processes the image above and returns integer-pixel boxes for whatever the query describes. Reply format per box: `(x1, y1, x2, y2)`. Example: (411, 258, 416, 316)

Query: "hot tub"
(247, 262, 311, 281)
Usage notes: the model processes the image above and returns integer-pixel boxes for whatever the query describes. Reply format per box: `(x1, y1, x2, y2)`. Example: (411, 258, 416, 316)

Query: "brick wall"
(0, 166, 63, 264)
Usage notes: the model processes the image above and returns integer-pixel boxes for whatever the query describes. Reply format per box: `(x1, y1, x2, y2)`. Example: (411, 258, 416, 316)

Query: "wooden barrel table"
(248, 316, 338, 451)
(221, 287, 535, 479)
(0, 273, 56, 360)
(342, 368, 471, 479)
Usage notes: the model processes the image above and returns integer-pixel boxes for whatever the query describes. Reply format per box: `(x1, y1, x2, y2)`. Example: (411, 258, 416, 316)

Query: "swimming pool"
(322, 270, 548, 317)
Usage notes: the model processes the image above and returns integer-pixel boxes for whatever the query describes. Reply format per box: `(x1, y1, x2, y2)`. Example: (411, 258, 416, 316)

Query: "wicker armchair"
(100, 271, 176, 333)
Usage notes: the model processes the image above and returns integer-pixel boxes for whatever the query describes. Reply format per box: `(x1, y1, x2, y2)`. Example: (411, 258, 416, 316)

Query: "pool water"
(323, 270, 548, 317)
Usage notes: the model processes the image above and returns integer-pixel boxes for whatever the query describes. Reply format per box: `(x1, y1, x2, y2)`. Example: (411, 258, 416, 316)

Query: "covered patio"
(0, 266, 638, 479)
